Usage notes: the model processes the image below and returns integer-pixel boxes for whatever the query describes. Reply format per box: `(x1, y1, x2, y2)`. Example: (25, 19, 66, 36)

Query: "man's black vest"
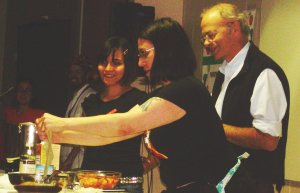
(212, 42, 290, 190)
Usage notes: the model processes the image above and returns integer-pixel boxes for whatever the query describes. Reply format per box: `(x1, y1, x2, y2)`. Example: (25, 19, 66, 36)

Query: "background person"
(36, 18, 250, 193)
(59, 54, 98, 171)
(2, 78, 45, 170)
(200, 3, 289, 193)
(3, 78, 45, 124)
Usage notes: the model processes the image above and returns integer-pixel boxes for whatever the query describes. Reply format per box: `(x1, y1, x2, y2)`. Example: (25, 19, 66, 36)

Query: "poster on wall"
(201, 9, 256, 94)
(245, 9, 256, 41)
(201, 50, 222, 94)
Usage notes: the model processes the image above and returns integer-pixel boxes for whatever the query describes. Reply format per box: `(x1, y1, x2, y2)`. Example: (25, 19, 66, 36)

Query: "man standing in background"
(201, 3, 289, 193)
(60, 55, 98, 170)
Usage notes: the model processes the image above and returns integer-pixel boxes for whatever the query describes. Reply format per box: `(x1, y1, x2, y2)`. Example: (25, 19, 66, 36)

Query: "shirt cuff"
(252, 119, 282, 137)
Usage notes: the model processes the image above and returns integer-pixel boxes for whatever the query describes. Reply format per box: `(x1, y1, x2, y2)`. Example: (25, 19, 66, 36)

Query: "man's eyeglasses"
(200, 32, 218, 45)
(201, 21, 235, 45)
(138, 47, 154, 58)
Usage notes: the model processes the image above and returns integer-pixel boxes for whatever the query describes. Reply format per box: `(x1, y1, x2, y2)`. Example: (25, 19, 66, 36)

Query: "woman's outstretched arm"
(36, 97, 186, 146)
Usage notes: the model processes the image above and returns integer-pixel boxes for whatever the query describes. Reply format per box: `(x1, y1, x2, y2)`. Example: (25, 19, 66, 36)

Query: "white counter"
(0, 173, 127, 193)
(0, 174, 17, 193)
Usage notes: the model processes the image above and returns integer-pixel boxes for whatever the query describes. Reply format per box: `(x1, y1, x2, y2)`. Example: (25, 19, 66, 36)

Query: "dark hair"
(69, 54, 96, 84)
(97, 36, 138, 86)
(139, 17, 197, 86)
(12, 78, 34, 107)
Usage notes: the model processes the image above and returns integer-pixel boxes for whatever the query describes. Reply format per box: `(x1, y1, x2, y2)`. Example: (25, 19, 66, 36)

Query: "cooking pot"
(8, 171, 62, 192)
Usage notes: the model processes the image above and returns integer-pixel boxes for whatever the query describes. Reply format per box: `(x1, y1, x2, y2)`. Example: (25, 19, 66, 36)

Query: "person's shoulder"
(84, 92, 98, 100)
(81, 84, 97, 97)
(30, 107, 44, 113)
(4, 106, 15, 111)
(82, 93, 99, 106)
(85, 86, 97, 93)
(249, 43, 287, 78)
(119, 87, 148, 105)
(130, 87, 147, 96)
(249, 42, 278, 66)
(174, 76, 211, 101)
(155, 76, 207, 99)
(28, 108, 45, 117)
(173, 76, 206, 91)
(125, 87, 148, 101)
(3, 106, 16, 115)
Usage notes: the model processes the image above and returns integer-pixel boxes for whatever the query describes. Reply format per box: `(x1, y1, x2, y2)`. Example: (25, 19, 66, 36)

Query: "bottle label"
(35, 164, 54, 175)
(19, 160, 36, 174)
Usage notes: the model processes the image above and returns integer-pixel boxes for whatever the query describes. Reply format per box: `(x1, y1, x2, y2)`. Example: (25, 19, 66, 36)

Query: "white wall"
(260, 0, 300, 181)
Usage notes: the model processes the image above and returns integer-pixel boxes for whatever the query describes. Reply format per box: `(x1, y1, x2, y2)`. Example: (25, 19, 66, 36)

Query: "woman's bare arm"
(37, 97, 186, 145)
(54, 130, 143, 146)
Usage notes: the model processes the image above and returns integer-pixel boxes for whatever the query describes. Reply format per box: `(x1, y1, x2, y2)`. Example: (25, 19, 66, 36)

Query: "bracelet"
(119, 177, 143, 184)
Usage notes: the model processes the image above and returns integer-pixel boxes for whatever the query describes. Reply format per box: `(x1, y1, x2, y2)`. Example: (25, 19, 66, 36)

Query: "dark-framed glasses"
(138, 47, 154, 58)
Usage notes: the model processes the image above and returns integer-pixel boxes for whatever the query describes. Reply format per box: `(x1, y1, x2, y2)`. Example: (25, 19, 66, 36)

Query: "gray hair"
(201, 3, 250, 36)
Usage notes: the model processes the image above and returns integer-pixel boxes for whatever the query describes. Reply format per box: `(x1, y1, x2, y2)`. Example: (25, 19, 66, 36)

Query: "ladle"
(43, 170, 61, 184)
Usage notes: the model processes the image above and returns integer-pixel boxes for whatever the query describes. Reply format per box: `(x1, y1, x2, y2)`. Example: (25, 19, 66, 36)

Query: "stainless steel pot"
(18, 122, 38, 157)
(18, 122, 38, 174)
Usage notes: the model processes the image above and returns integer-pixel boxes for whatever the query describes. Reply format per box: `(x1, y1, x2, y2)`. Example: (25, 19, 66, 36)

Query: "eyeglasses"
(138, 47, 154, 58)
(201, 21, 235, 45)
(200, 31, 218, 45)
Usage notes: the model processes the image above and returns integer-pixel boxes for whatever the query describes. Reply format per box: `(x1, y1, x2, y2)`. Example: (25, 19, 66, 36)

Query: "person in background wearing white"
(60, 55, 98, 171)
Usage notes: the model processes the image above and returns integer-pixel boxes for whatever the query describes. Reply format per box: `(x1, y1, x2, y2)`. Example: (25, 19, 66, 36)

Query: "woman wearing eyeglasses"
(36, 18, 248, 193)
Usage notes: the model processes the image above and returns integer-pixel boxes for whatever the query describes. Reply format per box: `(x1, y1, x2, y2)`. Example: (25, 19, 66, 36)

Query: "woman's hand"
(36, 125, 48, 141)
(35, 113, 66, 139)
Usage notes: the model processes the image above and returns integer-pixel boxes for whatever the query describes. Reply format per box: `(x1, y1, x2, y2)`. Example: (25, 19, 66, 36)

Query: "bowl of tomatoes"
(76, 170, 121, 189)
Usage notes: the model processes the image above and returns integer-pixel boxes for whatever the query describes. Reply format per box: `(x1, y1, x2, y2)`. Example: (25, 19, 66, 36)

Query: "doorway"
(17, 19, 71, 116)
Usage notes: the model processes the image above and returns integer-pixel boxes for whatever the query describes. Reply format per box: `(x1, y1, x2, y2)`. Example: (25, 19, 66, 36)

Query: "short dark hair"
(97, 37, 138, 86)
(70, 54, 90, 65)
(16, 77, 33, 88)
(139, 17, 197, 86)
(12, 78, 34, 107)
(69, 54, 95, 84)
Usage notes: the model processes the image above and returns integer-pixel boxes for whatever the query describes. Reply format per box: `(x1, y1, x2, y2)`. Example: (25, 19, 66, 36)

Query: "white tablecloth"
(0, 174, 17, 193)
(0, 173, 126, 193)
